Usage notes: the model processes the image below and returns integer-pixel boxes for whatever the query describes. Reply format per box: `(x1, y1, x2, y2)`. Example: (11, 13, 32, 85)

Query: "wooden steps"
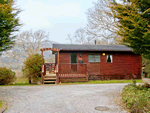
(43, 73, 88, 84)
(44, 75, 56, 84)
(44, 78, 56, 80)
(44, 81, 56, 84)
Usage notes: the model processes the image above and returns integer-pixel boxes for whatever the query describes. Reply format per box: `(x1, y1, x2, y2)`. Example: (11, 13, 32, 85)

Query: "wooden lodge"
(41, 44, 142, 84)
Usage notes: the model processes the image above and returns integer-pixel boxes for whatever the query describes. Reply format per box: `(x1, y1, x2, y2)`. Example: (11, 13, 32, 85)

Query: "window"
(88, 54, 94, 62)
(71, 53, 77, 63)
(88, 54, 100, 62)
(95, 55, 100, 62)
(107, 54, 113, 63)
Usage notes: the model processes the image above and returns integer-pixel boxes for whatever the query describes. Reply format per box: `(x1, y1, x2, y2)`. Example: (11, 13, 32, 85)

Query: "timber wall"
(58, 51, 142, 79)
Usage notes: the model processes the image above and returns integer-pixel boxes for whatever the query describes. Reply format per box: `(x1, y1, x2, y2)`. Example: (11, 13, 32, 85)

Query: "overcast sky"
(16, 0, 98, 44)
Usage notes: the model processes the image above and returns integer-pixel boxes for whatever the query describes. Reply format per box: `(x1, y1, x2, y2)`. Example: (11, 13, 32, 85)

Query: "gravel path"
(0, 84, 128, 113)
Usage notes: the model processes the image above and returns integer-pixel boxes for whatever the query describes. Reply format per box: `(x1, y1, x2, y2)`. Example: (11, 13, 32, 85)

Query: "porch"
(40, 48, 88, 84)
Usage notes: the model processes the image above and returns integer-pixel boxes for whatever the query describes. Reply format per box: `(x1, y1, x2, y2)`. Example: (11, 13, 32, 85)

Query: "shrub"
(122, 83, 150, 112)
(0, 67, 16, 85)
(132, 79, 136, 85)
(0, 100, 2, 108)
(22, 54, 43, 84)
(142, 57, 150, 78)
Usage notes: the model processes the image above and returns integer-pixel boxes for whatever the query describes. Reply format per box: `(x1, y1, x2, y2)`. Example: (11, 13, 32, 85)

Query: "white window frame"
(106, 54, 113, 63)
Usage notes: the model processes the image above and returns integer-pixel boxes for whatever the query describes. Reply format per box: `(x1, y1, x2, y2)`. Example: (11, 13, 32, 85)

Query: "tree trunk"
(29, 77, 31, 84)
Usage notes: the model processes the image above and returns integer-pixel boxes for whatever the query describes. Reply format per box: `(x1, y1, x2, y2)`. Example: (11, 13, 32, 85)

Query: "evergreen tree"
(110, 0, 150, 59)
(0, 0, 21, 55)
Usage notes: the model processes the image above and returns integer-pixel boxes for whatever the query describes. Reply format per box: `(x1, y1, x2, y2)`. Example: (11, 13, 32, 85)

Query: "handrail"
(44, 63, 57, 74)
(56, 64, 59, 84)
(41, 64, 46, 84)
(59, 63, 87, 75)
(59, 63, 87, 65)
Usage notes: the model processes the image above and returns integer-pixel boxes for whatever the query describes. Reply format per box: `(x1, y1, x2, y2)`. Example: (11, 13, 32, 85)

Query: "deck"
(42, 63, 88, 84)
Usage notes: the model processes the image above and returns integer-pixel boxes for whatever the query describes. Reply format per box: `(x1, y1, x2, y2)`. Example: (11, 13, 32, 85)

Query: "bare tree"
(2, 30, 50, 69)
(67, 27, 95, 44)
(16, 30, 49, 56)
(67, 0, 122, 45)
(67, 27, 118, 45)
(86, 0, 121, 45)
(45, 54, 55, 63)
(67, 34, 74, 44)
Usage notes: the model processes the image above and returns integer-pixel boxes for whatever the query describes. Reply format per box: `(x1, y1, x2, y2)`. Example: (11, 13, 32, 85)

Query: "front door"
(71, 53, 77, 72)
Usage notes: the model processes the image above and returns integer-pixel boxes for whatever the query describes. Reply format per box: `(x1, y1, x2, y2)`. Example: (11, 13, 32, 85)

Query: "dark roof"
(53, 44, 132, 52)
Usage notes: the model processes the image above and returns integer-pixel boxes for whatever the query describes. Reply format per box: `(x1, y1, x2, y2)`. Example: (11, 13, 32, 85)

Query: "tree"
(0, 0, 21, 55)
(67, 0, 121, 45)
(86, 0, 120, 45)
(3, 30, 50, 69)
(22, 54, 43, 84)
(110, 0, 150, 59)
(67, 27, 95, 44)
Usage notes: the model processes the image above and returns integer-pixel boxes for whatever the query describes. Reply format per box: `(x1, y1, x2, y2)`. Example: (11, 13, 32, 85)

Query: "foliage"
(132, 79, 136, 85)
(142, 57, 150, 78)
(22, 54, 43, 83)
(0, 100, 2, 108)
(0, 67, 16, 85)
(0, 83, 36, 86)
(0, 0, 21, 55)
(122, 83, 150, 112)
(110, 0, 150, 59)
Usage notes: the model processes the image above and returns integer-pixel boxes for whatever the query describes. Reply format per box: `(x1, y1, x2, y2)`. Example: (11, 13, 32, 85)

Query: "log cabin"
(40, 44, 142, 84)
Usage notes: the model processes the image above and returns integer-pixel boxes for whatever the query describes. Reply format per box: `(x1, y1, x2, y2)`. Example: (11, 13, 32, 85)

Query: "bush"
(122, 83, 150, 112)
(0, 67, 16, 85)
(22, 54, 43, 84)
(142, 57, 150, 78)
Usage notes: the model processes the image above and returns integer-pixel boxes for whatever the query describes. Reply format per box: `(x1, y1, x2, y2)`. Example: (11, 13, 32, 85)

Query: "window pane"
(107, 55, 112, 63)
(71, 53, 77, 63)
(110, 55, 112, 62)
(88, 54, 94, 62)
(95, 55, 100, 62)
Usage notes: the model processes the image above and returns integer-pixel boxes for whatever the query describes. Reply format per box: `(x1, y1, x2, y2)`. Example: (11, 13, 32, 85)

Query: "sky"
(16, 0, 98, 44)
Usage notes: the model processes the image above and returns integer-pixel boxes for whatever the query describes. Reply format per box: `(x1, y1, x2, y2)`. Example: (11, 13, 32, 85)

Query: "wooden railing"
(45, 63, 57, 74)
(41, 64, 46, 84)
(42, 63, 88, 84)
(43, 63, 87, 75)
(42, 63, 57, 84)
(59, 63, 87, 74)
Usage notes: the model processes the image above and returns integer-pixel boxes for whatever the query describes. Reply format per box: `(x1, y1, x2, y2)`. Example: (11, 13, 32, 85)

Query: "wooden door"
(71, 53, 77, 72)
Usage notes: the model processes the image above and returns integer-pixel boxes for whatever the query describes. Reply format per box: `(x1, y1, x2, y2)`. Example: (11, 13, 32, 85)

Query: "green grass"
(60, 79, 143, 85)
(0, 77, 38, 86)
(0, 78, 143, 86)
(15, 77, 29, 84)
(0, 83, 36, 86)
(0, 100, 2, 108)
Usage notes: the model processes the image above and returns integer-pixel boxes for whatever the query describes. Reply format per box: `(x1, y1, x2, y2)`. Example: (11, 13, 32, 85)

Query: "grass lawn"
(0, 100, 2, 108)
(0, 77, 38, 86)
(15, 77, 29, 83)
(0, 83, 33, 86)
(0, 78, 143, 86)
(60, 79, 143, 85)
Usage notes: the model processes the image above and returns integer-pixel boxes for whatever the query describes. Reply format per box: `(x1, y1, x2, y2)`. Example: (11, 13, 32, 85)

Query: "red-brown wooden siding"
(58, 51, 142, 79)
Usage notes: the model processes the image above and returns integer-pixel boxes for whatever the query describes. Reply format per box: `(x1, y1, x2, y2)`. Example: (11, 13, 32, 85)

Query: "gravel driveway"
(0, 84, 128, 113)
